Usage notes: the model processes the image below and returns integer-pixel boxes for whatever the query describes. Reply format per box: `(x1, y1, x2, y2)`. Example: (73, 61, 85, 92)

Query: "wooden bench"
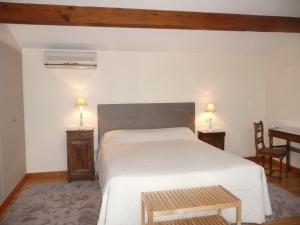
(141, 185, 241, 225)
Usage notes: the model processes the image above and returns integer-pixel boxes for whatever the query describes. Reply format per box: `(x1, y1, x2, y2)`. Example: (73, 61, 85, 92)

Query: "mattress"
(97, 128, 271, 225)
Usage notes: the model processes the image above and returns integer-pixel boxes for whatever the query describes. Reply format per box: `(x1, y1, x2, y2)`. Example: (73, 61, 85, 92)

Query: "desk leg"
(141, 200, 145, 225)
(236, 204, 242, 225)
(287, 140, 291, 172)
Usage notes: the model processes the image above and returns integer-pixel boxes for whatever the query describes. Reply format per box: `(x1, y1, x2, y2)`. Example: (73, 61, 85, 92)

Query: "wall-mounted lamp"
(205, 103, 216, 130)
(75, 97, 87, 127)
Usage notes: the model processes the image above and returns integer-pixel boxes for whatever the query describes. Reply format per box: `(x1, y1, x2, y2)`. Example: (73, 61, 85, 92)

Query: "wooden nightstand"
(197, 131, 226, 150)
(66, 129, 95, 182)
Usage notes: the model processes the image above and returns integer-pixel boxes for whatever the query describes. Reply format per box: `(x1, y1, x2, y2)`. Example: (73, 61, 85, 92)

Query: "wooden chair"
(253, 121, 290, 181)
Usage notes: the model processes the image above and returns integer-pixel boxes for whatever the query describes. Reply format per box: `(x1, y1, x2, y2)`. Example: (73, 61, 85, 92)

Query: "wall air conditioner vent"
(44, 50, 97, 69)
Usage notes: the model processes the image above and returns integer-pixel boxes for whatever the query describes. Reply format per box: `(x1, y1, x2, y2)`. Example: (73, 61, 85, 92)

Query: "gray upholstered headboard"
(97, 102, 195, 142)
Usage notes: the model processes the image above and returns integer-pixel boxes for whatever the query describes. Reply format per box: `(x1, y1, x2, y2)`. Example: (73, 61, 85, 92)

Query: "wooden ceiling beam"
(1, 2, 300, 33)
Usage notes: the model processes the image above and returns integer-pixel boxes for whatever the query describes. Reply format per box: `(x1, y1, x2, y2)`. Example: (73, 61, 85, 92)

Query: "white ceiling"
(5, 0, 300, 17)
(4, 1, 300, 52)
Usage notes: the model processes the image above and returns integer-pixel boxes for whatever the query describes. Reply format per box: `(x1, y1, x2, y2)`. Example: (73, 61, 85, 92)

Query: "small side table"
(66, 129, 95, 182)
(197, 130, 226, 150)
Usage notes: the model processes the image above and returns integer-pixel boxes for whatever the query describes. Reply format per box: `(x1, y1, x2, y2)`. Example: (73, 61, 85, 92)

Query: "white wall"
(0, 25, 26, 204)
(22, 49, 267, 173)
(266, 36, 300, 168)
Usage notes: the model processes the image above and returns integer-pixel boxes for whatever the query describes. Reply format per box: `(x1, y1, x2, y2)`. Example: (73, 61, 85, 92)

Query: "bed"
(96, 103, 271, 225)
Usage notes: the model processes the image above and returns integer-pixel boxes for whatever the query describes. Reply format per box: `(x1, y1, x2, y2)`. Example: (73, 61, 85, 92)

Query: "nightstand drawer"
(198, 131, 225, 150)
(67, 130, 93, 141)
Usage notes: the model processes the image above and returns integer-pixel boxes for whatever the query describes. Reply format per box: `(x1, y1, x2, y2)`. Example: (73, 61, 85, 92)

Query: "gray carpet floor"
(1, 181, 300, 225)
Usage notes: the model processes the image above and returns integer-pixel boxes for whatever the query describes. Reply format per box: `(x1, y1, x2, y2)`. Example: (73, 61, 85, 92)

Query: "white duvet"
(97, 128, 271, 225)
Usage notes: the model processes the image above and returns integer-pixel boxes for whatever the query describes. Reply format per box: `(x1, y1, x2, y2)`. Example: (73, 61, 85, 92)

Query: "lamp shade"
(205, 103, 216, 113)
(75, 97, 87, 107)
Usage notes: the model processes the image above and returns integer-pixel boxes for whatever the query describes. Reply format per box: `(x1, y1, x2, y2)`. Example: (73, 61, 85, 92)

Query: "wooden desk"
(269, 127, 300, 153)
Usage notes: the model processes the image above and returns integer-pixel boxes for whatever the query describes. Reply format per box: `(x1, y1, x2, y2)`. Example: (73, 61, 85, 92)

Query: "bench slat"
(154, 215, 230, 225)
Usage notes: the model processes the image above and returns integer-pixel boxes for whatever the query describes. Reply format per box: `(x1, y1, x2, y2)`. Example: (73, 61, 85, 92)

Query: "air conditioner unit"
(44, 50, 97, 69)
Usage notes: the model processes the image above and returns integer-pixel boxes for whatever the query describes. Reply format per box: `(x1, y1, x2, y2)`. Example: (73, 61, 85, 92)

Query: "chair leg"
(269, 156, 273, 175)
(279, 158, 283, 182)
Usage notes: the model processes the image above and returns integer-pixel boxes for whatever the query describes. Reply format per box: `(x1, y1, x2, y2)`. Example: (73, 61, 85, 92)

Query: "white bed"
(97, 127, 272, 225)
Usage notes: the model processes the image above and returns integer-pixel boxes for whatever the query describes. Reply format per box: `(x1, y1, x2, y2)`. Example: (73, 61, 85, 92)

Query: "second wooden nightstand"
(66, 129, 95, 182)
(197, 131, 226, 150)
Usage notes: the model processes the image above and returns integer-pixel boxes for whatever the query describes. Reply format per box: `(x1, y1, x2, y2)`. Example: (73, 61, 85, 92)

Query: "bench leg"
(141, 200, 145, 225)
(236, 205, 241, 225)
(148, 211, 154, 225)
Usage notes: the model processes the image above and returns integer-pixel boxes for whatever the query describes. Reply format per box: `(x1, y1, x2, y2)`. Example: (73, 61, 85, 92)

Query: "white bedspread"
(97, 139, 271, 225)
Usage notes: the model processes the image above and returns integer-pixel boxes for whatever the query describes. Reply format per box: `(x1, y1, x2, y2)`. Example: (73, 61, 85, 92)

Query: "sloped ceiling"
(7, 25, 300, 53)
(0, 24, 20, 50)
(4, 0, 300, 52)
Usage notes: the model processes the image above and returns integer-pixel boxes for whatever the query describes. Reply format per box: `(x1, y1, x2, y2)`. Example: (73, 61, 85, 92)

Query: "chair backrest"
(253, 121, 266, 153)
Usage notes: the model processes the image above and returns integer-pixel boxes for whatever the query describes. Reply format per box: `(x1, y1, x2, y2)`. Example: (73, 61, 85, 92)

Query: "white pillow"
(102, 127, 196, 144)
